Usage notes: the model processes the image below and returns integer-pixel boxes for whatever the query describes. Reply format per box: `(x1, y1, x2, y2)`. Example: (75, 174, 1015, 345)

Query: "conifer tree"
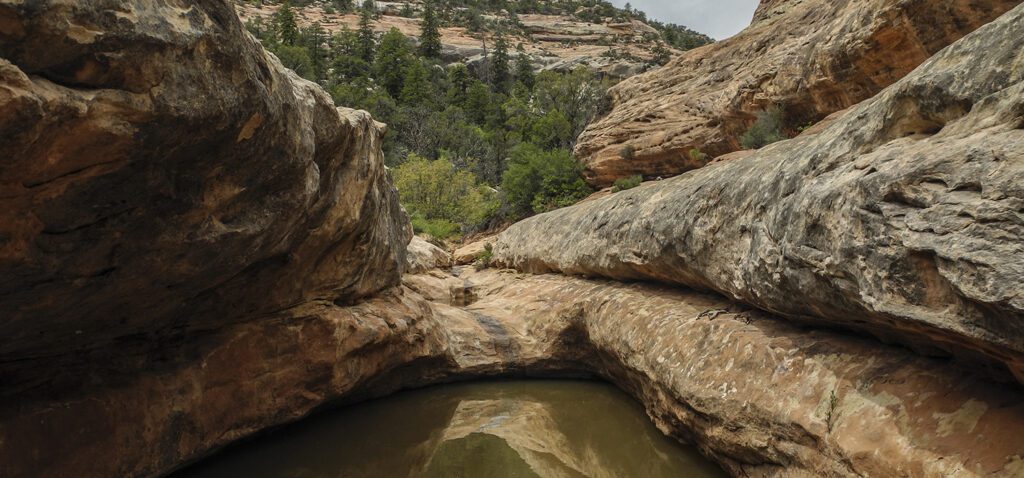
(274, 1, 299, 46)
(490, 33, 511, 93)
(418, 0, 442, 59)
(514, 48, 534, 89)
(375, 28, 412, 98)
(357, 0, 376, 62)
(400, 60, 432, 106)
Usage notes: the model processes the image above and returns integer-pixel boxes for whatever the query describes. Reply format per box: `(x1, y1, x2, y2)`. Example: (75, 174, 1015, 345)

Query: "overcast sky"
(609, 0, 760, 40)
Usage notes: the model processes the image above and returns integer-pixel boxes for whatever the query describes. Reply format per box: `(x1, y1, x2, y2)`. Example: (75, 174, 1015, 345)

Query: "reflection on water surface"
(173, 380, 727, 478)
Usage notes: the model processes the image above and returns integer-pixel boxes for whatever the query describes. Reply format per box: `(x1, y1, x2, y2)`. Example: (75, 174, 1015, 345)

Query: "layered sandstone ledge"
(496, 4, 1024, 383)
(0, 0, 408, 387)
(574, 0, 1022, 186)
(3, 268, 1023, 477)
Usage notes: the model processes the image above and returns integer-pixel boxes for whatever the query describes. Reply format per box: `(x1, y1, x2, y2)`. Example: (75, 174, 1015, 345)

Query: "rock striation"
(6, 269, 1024, 477)
(496, 4, 1024, 383)
(574, 0, 1023, 186)
(3, 1, 1024, 478)
(0, 0, 407, 419)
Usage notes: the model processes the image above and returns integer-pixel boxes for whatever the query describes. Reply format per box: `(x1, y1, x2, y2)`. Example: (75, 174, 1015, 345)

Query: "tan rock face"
(5, 269, 1023, 477)
(0, 0, 408, 399)
(574, 0, 1022, 186)
(405, 236, 453, 273)
(496, 5, 1024, 383)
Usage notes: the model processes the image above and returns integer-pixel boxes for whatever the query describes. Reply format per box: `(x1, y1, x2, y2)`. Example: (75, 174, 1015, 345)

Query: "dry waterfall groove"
(1, 1, 1024, 478)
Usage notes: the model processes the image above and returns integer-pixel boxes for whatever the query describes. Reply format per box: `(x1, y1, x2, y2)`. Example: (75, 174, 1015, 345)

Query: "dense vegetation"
(245, 0, 710, 239)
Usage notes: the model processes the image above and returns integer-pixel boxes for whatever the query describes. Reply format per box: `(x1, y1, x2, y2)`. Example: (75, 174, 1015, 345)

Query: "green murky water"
(173, 380, 727, 478)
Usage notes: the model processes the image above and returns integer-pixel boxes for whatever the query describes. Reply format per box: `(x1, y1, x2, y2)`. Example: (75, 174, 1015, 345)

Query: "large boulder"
(0, 0, 408, 403)
(574, 0, 1022, 186)
(496, 5, 1024, 383)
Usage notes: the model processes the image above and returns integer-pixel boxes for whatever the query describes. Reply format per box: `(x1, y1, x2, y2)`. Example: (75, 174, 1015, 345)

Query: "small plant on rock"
(619, 144, 636, 160)
(740, 106, 786, 149)
(475, 242, 494, 271)
(612, 174, 642, 192)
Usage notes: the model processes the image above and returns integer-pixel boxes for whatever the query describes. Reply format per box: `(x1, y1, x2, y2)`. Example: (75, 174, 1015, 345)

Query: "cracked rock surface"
(496, 4, 1024, 384)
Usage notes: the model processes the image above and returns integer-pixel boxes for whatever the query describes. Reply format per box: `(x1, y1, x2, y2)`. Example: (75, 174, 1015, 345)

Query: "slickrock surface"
(0, 0, 407, 418)
(574, 0, 1022, 186)
(496, 5, 1024, 383)
(6, 269, 1023, 477)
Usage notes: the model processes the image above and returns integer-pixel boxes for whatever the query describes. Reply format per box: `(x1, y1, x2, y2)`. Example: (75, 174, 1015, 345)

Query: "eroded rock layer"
(4, 269, 1023, 477)
(0, 0, 409, 382)
(496, 5, 1024, 382)
(574, 0, 1022, 186)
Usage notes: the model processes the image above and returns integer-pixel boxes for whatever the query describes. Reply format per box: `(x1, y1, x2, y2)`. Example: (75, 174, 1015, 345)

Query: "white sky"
(609, 0, 760, 40)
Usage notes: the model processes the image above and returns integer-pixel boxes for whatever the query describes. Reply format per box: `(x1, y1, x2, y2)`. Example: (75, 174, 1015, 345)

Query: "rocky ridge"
(574, 0, 1022, 186)
(495, 4, 1024, 383)
(233, 0, 681, 79)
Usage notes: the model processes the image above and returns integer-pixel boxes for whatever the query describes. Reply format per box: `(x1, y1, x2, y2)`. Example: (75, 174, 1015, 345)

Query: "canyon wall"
(2, 1, 1024, 478)
(496, 4, 1024, 383)
(575, 0, 1022, 186)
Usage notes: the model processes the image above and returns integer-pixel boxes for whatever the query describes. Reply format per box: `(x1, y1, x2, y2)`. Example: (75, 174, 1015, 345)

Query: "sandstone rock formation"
(0, 0, 407, 424)
(496, 4, 1024, 383)
(7, 268, 1023, 477)
(574, 0, 1022, 186)
(405, 236, 452, 273)
(4, 1, 1024, 478)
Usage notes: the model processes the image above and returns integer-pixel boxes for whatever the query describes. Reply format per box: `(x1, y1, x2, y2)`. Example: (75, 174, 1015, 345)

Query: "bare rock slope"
(496, 4, 1024, 383)
(575, 0, 1022, 186)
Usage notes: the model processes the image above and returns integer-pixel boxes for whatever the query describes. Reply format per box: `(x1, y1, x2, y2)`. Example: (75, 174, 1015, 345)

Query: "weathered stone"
(453, 237, 495, 265)
(405, 236, 452, 274)
(575, 0, 1022, 186)
(0, 0, 408, 396)
(496, 5, 1024, 382)
(5, 269, 1023, 477)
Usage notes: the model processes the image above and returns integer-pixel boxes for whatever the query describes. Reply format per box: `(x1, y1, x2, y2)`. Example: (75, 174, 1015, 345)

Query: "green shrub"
(410, 215, 461, 240)
(475, 242, 494, 270)
(611, 175, 642, 192)
(394, 154, 498, 238)
(619, 144, 636, 160)
(740, 106, 786, 149)
(687, 148, 708, 163)
(501, 144, 592, 218)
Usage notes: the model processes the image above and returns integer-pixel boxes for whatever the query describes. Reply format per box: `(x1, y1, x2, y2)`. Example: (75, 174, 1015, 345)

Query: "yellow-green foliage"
(611, 175, 642, 192)
(393, 154, 498, 239)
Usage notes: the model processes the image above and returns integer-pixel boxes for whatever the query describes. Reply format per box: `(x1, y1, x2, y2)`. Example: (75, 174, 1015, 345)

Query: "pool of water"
(173, 380, 727, 478)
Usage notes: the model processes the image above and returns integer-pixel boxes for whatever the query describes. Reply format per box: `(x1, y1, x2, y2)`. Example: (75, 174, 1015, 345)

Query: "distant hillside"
(235, 0, 714, 79)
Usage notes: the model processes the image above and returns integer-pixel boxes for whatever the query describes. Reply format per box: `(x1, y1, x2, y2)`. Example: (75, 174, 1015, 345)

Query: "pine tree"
(357, 0, 376, 62)
(274, 1, 299, 46)
(514, 49, 534, 90)
(446, 63, 472, 107)
(490, 33, 511, 93)
(375, 28, 412, 98)
(418, 0, 442, 59)
(400, 60, 432, 106)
